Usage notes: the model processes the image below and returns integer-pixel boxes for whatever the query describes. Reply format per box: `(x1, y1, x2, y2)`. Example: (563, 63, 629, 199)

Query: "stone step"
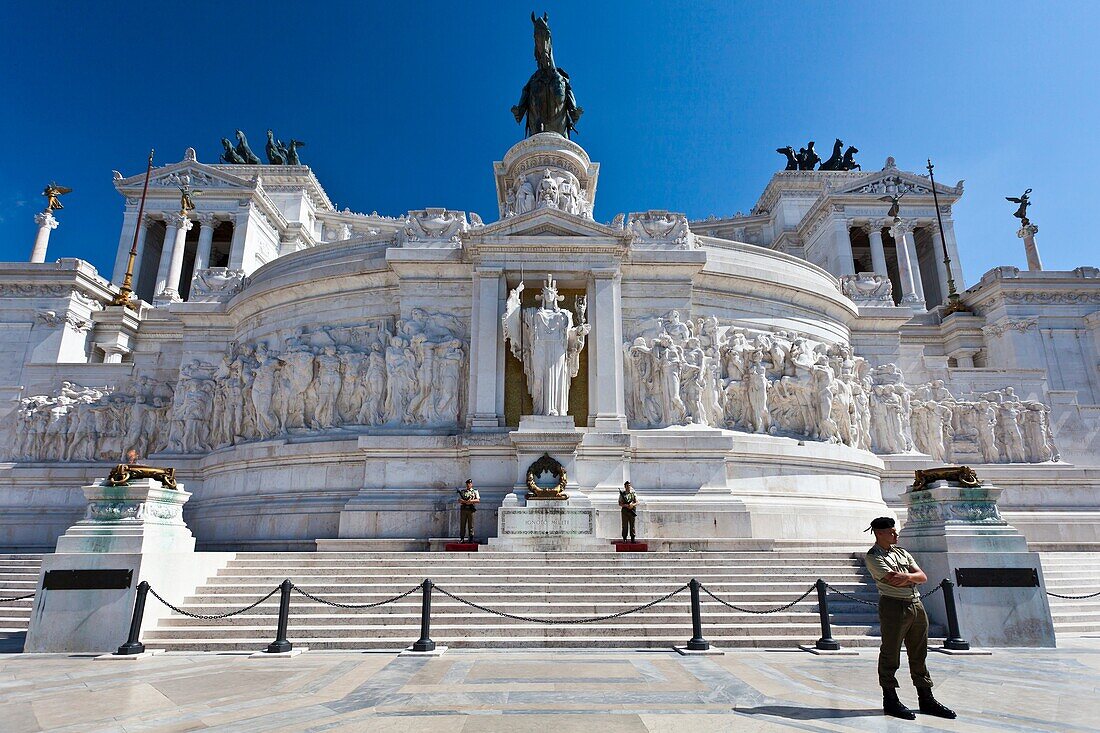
(216, 565, 865, 577)
(190, 583, 855, 597)
(238, 551, 865, 561)
(143, 634, 889, 651)
(143, 621, 880, 640)
(224, 556, 865, 566)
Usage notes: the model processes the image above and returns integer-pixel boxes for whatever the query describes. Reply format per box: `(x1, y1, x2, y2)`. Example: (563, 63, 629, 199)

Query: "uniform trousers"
(459, 505, 476, 540)
(877, 596, 933, 689)
(621, 509, 636, 541)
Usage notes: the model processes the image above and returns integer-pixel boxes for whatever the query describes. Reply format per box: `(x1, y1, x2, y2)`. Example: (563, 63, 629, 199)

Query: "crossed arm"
(868, 555, 928, 587)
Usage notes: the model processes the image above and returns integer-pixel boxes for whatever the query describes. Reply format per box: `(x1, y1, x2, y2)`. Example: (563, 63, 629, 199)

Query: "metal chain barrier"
(824, 583, 879, 607)
(700, 583, 816, 614)
(1047, 589, 1100, 600)
(290, 583, 421, 609)
(147, 584, 281, 620)
(433, 583, 688, 624)
(919, 583, 943, 601)
(0, 593, 34, 603)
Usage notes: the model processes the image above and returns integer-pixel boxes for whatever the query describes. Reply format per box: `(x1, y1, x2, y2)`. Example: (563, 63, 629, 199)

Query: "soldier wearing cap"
(618, 481, 638, 543)
(865, 516, 956, 720)
(457, 479, 480, 543)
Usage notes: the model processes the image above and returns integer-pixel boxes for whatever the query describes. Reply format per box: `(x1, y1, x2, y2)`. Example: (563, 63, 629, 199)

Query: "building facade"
(1, 132, 1097, 551)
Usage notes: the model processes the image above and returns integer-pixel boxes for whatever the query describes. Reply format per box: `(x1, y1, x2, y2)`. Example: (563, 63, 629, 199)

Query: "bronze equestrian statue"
(511, 13, 584, 139)
(776, 146, 799, 170)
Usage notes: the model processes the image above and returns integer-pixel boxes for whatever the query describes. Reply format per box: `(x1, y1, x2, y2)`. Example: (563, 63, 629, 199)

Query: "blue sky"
(1, 1, 1096, 286)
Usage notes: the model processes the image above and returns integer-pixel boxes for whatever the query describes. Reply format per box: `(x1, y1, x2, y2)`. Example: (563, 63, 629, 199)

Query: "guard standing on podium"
(457, 479, 480, 543)
(864, 516, 956, 720)
(618, 481, 638, 543)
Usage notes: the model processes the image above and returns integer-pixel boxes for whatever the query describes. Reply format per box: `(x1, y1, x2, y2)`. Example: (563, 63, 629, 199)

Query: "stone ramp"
(0, 554, 43, 653)
(1039, 552, 1100, 635)
(142, 551, 919, 652)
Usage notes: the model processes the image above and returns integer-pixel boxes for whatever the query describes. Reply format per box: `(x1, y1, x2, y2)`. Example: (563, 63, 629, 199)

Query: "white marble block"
(901, 479, 1055, 647)
(25, 477, 233, 653)
(487, 492, 605, 552)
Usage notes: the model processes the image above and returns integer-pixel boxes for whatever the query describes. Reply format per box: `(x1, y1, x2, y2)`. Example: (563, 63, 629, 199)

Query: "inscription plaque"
(954, 567, 1039, 588)
(43, 569, 134, 590)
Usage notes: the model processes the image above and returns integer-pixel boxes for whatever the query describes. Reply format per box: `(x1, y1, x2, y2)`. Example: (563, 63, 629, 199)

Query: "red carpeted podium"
(612, 541, 648, 552)
(445, 542, 479, 551)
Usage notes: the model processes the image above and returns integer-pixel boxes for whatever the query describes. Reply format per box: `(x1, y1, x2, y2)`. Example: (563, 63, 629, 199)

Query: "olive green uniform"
(865, 545, 933, 690)
(619, 489, 637, 542)
(458, 488, 479, 541)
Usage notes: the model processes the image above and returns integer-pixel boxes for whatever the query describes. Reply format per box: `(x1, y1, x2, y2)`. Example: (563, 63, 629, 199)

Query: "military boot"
(917, 688, 957, 719)
(882, 687, 916, 720)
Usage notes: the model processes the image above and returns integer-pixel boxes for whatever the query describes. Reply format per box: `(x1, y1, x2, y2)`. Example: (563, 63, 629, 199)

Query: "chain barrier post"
(686, 578, 711, 651)
(940, 578, 970, 650)
(265, 579, 294, 654)
(411, 579, 436, 652)
(815, 579, 841, 651)
(115, 580, 150, 655)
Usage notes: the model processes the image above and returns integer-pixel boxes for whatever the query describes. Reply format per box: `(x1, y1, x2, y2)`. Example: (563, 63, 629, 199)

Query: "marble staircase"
(1039, 552, 1100, 635)
(0, 554, 43, 652)
(143, 551, 924, 651)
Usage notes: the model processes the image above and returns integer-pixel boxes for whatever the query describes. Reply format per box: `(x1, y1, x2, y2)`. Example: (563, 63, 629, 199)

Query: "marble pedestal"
(901, 479, 1055, 647)
(25, 479, 232, 653)
(486, 492, 605, 552)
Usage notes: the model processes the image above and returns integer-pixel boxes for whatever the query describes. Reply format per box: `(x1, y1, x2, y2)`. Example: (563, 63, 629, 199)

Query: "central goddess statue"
(502, 275, 589, 417)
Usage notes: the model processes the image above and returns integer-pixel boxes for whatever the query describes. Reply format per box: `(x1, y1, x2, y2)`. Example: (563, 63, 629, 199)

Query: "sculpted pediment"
(475, 208, 627, 239)
(830, 166, 963, 199)
(114, 158, 252, 195)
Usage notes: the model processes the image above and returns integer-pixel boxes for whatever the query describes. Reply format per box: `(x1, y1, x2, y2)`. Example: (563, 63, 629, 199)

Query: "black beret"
(867, 516, 896, 531)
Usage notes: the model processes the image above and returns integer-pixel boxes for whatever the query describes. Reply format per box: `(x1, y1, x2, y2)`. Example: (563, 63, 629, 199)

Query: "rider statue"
(511, 13, 584, 139)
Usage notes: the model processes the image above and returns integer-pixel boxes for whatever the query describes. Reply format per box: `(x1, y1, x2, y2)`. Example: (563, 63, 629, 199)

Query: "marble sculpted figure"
(621, 314, 1061, 463)
(502, 275, 589, 417)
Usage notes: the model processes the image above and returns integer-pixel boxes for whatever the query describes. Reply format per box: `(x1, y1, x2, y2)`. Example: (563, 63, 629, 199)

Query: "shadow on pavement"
(736, 705, 882, 720)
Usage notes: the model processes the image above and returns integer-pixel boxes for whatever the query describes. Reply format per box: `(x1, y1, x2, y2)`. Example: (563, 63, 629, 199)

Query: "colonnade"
(839, 217, 964, 309)
(112, 210, 240, 303)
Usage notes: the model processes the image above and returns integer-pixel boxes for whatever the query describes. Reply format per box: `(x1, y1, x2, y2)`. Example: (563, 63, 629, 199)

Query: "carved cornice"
(982, 317, 1038, 338)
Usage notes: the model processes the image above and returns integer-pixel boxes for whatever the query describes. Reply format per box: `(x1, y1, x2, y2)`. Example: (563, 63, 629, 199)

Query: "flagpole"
(112, 149, 155, 308)
(926, 158, 968, 315)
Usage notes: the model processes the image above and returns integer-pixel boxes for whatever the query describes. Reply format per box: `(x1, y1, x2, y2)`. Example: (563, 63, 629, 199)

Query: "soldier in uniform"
(865, 516, 956, 720)
(618, 481, 638, 542)
(457, 479, 480, 543)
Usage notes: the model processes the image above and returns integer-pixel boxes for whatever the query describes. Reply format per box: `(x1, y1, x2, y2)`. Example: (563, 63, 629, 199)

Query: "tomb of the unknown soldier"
(1, 6, 1099, 731)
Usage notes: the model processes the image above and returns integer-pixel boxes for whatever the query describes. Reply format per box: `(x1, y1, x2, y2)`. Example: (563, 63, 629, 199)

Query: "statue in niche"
(511, 12, 584, 138)
(1005, 188, 1033, 226)
(502, 275, 589, 417)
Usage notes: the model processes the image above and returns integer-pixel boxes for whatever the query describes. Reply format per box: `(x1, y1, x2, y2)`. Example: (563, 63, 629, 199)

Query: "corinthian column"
(862, 219, 888, 275)
(30, 211, 58, 263)
(889, 219, 923, 308)
(194, 213, 218, 272)
(156, 212, 193, 302)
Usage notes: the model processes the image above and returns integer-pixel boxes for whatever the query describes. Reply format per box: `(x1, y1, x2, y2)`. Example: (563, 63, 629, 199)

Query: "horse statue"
(235, 129, 261, 164)
(286, 139, 305, 165)
(1006, 188, 1033, 225)
(839, 145, 861, 171)
(511, 12, 584, 138)
(795, 141, 820, 170)
(776, 146, 798, 170)
(220, 138, 245, 164)
(265, 129, 286, 165)
(819, 138, 844, 171)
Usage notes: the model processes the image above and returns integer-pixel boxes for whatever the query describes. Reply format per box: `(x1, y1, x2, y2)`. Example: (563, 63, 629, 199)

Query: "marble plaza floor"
(2, 639, 1100, 732)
